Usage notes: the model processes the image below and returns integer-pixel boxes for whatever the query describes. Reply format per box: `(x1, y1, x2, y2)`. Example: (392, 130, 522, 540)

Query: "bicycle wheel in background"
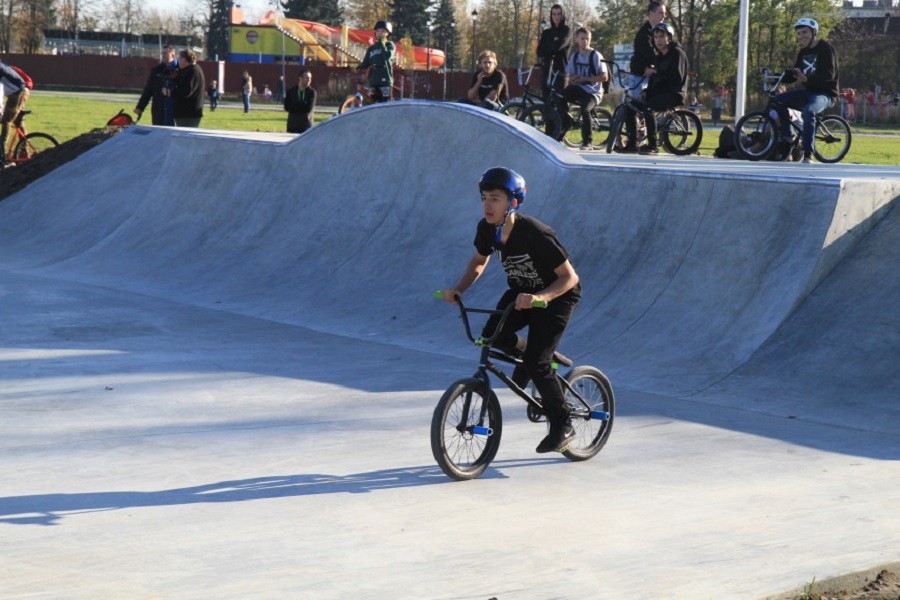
(660, 109, 703, 155)
(520, 104, 562, 140)
(499, 100, 529, 120)
(606, 105, 627, 153)
(13, 132, 59, 161)
(562, 106, 613, 149)
(734, 112, 778, 161)
(813, 115, 852, 163)
(430, 378, 503, 481)
(338, 95, 364, 114)
(560, 366, 615, 461)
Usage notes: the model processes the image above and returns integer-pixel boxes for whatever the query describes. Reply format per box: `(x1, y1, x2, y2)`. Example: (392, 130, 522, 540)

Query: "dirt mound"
(0, 127, 122, 202)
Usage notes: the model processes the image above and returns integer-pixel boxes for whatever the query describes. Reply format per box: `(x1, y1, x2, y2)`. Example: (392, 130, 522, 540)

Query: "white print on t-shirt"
(503, 254, 544, 288)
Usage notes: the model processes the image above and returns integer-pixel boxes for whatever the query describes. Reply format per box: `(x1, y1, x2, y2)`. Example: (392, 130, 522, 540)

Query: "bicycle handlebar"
(434, 291, 546, 346)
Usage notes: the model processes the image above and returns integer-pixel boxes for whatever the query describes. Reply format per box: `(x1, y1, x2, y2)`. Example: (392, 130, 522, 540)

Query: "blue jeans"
(242, 92, 250, 113)
(774, 90, 834, 155)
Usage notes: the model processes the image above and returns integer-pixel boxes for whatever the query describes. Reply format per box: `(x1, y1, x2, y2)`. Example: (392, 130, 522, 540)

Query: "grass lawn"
(19, 92, 900, 166)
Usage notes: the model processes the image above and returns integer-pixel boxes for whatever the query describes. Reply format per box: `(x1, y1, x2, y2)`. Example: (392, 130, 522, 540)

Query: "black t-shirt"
(470, 70, 509, 105)
(474, 214, 577, 293)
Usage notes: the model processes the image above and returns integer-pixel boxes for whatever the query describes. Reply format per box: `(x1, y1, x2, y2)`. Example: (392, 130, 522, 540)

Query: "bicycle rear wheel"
(560, 366, 615, 461)
(499, 100, 529, 120)
(734, 112, 777, 161)
(660, 109, 702, 155)
(562, 106, 613, 149)
(431, 378, 503, 481)
(338, 95, 364, 114)
(13, 132, 59, 161)
(812, 115, 851, 163)
(520, 104, 561, 140)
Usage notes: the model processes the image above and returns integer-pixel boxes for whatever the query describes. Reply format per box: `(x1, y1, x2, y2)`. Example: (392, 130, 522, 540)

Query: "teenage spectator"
(629, 2, 668, 96)
(171, 49, 205, 128)
(536, 4, 572, 101)
(0, 58, 30, 169)
(284, 69, 316, 134)
(358, 21, 396, 103)
(712, 85, 729, 126)
(774, 18, 839, 164)
(459, 50, 509, 111)
(241, 71, 252, 113)
(276, 75, 286, 102)
(135, 45, 178, 125)
(623, 22, 687, 154)
(558, 27, 608, 150)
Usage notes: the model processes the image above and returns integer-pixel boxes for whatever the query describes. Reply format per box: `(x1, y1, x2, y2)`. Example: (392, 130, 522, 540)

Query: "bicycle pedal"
(526, 405, 546, 423)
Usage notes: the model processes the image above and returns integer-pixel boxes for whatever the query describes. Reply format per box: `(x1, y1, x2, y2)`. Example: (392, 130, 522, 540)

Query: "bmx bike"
(338, 73, 398, 114)
(431, 292, 615, 481)
(733, 69, 851, 163)
(501, 64, 613, 149)
(2, 110, 59, 165)
(603, 60, 703, 155)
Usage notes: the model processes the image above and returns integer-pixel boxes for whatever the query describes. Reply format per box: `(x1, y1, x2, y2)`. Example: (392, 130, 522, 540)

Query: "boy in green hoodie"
(358, 20, 395, 103)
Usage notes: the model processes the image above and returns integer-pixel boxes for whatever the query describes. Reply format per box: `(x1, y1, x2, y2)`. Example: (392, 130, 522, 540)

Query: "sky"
(150, 0, 274, 24)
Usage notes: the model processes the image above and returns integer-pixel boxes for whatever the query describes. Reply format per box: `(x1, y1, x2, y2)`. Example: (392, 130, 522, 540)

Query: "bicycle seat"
(20, 110, 32, 116)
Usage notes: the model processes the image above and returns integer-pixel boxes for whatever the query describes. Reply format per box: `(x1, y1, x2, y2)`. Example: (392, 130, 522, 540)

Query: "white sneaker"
(801, 155, 814, 164)
(579, 143, 592, 151)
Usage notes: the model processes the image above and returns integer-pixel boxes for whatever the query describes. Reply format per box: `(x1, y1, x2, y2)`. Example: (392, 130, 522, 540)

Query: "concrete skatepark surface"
(1, 102, 898, 598)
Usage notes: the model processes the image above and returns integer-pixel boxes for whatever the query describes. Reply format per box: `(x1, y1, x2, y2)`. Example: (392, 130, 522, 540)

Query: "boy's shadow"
(1, 458, 564, 526)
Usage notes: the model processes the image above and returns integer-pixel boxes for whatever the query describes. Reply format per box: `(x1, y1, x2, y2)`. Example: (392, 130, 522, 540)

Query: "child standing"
(358, 21, 395, 103)
(441, 167, 582, 454)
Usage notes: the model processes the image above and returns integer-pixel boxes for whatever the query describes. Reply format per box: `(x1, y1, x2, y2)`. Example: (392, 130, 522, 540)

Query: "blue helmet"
(478, 167, 526, 205)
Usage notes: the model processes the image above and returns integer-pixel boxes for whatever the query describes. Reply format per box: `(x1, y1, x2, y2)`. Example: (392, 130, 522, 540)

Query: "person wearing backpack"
(0, 59, 31, 168)
(557, 27, 608, 150)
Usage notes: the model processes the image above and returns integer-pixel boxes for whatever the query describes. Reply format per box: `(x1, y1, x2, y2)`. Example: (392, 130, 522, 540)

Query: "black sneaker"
(639, 145, 659, 155)
(536, 423, 576, 454)
(616, 145, 638, 154)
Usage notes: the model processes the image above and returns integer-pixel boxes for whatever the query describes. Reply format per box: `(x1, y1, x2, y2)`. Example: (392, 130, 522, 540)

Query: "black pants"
(540, 61, 566, 102)
(481, 287, 581, 426)
(626, 92, 679, 148)
(559, 85, 599, 144)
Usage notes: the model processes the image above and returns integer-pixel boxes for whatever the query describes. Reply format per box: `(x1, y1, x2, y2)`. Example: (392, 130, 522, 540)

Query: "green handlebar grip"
(434, 290, 444, 299)
(532, 300, 547, 308)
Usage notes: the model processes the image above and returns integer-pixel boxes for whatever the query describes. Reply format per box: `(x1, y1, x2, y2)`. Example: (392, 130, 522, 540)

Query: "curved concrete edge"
(760, 560, 900, 599)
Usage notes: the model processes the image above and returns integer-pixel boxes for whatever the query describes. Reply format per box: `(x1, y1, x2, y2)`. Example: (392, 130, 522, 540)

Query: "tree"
(343, 0, 390, 30)
(0, 0, 20, 52)
(389, 0, 433, 45)
(18, 0, 55, 53)
(431, 0, 459, 69)
(100, 0, 144, 33)
(205, 0, 229, 61)
(282, 0, 343, 27)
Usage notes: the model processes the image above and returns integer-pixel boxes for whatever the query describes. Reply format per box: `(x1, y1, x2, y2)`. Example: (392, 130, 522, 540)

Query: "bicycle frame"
(441, 293, 607, 422)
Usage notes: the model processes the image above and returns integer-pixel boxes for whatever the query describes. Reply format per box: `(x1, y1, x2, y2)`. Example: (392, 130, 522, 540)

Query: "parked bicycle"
(2, 110, 59, 165)
(431, 292, 615, 481)
(603, 60, 703, 155)
(733, 69, 851, 163)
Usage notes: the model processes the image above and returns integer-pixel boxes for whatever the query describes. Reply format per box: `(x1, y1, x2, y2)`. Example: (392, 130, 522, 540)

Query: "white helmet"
(794, 18, 818, 35)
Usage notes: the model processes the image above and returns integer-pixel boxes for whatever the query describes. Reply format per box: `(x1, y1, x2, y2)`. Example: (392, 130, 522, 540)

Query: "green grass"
(21, 93, 900, 166)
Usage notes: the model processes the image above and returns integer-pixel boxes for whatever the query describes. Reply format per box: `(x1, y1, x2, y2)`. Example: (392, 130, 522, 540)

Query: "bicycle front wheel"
(499, 100, 528, 120)
(431, 378, 503, 481)
(520, 104, 561, 140)
(561, 366, 615, 461)
(13, 132, 59, 161)
(562, 106, 612, 149)
(734, 112, 777, 161)
(660, 109, 702, 155)
(606, 105, 627, 153)
(813, 115, 851, 163)
(338, 95, 364, 114)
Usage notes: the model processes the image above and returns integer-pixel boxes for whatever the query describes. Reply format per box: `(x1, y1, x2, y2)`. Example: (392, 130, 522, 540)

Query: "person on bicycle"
(459, 51, 509, 111)
(0, 59, 30, 169)
(622, 22, 687, 154)
(558, 27, 608, 150)
(441, 167, 582, 454)
(629, 2, 668, 96)
(774, 18, 839, 164)
(536, 4, 572, 102)
(358, 21, 396, 103)
(135, 45, 178, 126)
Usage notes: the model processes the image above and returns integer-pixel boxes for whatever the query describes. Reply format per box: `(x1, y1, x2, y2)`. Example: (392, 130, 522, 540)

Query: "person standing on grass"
(284, 69, 316, 134)
(135, 45, 178, 126)
(171, 49, 205, 128)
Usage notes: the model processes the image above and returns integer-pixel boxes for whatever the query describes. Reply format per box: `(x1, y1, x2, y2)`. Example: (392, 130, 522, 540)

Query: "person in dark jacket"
(171, 49, 205, 128)
(628, 2, 667, 96)
(623, 22, 687, 155)
(284, 69, 316, 134)
(135, 45, 177, 125)
(536, 4, 572, 101)
(773, 17, 839, 163)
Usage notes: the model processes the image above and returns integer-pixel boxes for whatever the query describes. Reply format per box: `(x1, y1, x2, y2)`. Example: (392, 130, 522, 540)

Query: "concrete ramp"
(0, 102, 896, 402)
